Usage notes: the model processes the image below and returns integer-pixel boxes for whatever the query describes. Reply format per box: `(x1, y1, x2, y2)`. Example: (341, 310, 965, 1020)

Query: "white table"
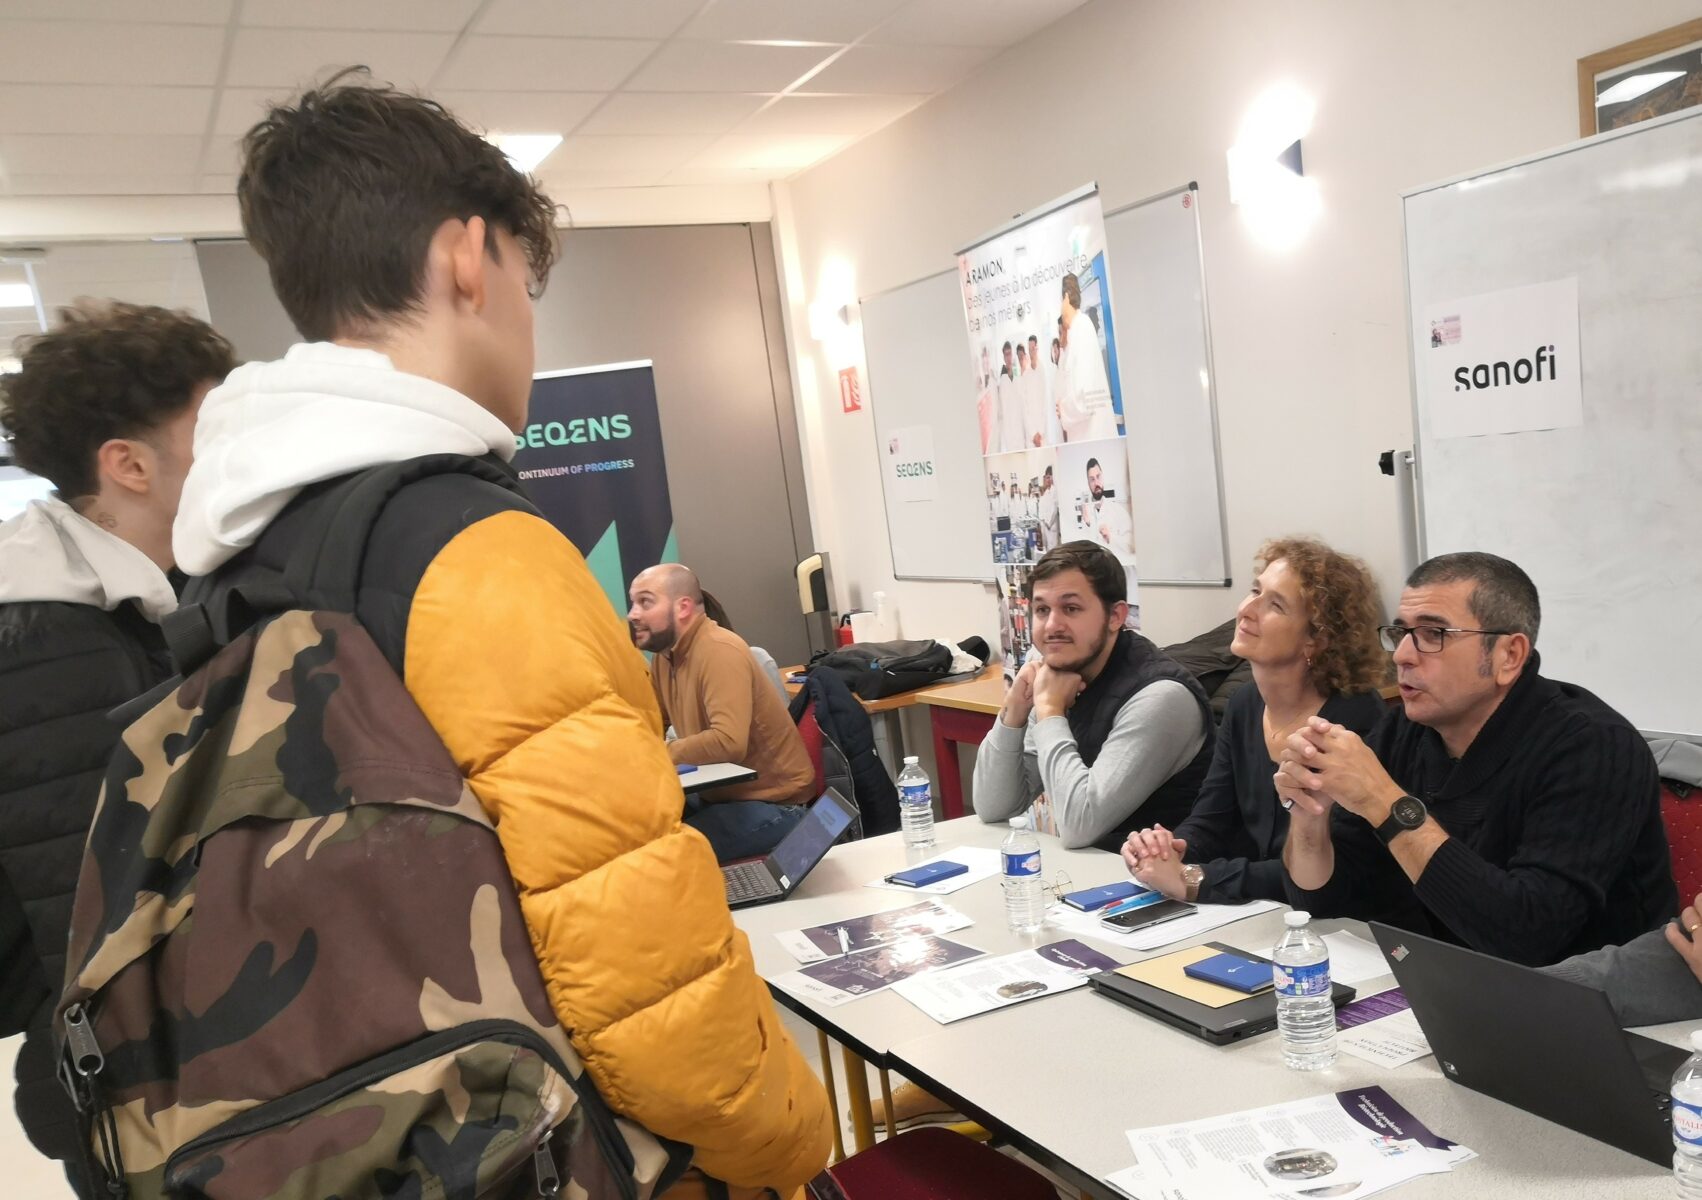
(677, 761, 759, 795)
(735, 817, 1687, 1198)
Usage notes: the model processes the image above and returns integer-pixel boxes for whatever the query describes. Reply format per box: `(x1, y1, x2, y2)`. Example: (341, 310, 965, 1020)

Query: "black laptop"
(1370, 923, 1687, 1166)
(1088, 940, 1357, 1045)
(722, 789, 855, 910)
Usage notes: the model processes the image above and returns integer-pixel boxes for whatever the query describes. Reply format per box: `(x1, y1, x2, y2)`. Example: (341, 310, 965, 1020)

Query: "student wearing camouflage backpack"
(163, 72, 831, 1199)
(0, 302, 235, 1196)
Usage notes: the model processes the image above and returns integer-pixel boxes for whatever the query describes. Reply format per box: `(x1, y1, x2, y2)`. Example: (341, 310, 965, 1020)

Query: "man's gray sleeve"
(972, 717, 1041, 824)
(1034, 680, 1207, 850)
(1543, 926, 1702, 1027)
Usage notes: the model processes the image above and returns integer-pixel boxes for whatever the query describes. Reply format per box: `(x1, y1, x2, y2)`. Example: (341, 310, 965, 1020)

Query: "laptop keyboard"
(725, 861, 781, 904)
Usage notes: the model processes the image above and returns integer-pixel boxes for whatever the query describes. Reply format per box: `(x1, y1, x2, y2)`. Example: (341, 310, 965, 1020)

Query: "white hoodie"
(172, 342, 517, 575)
(0, 496, 177, 622)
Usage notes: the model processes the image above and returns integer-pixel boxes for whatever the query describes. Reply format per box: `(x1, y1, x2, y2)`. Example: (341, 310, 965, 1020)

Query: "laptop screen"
(769, 793, 853, 885)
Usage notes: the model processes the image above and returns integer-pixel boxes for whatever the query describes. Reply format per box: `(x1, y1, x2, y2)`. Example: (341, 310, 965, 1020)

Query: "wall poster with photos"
(957, 185, 1138, 671)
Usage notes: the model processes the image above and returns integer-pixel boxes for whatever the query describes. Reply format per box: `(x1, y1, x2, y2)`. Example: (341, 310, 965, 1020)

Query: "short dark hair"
(1027, 540, 1125, 609)
(1062, 272, 1082, 309)
(1406, 551, 1541, 645)
(1, 301, 234, 498)
(1085, 457, 1101, 472)
(238, 67, 559, 341)
(1027, 334, 1038, 345)
(1001, 340, 1012, 353)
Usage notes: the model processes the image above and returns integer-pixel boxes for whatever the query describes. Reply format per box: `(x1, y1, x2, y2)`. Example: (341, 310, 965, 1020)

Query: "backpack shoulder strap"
(169, 454, 530, 674)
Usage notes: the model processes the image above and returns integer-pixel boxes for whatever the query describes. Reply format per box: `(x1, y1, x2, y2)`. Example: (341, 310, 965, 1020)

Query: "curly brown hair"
(1254, 536, 1387, 695)
(1, 301, 235, 499)
(238, 67, 560, 341)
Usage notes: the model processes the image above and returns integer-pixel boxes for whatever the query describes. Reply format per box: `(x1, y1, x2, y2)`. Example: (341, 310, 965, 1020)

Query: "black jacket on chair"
(790, 668, 900, 836)
(0, 599, 171, 1188)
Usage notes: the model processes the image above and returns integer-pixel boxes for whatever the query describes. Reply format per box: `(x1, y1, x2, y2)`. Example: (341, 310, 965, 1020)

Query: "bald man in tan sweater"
(628, 564, 817, 862)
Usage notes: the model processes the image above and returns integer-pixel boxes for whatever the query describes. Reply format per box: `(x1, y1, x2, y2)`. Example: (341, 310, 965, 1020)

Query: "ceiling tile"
(225, 28, 457, 90)
(576, 92, 768, 136)
(688, 132, 852, 172)
(535, 167, 671, 190)
(805, 43, 994, 93)
(679, 0, 908, 44)
(0, 85, 214, 135)
(211, 87, 297, 136)
(663, 165, 781, 186)
(625, 41, 838, 93)
(0, 134, 203, 176)
(242, 0, 483, 30)
(738, 93, 925, 136)
(0, 0, 230, 22)
(0, 21, 227, 85)
(432, 91, 605, 135)
(477, 0, 703, 39)
(435, 36, 655, 93)
(3, 174, 200, 195)
(870, 0, 1087, 48)
(556, 135, 713, 171)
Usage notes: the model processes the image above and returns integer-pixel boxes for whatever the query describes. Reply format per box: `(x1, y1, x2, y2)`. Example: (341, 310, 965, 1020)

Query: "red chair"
(807, 1127, 1060, 1199)
(1662, 781, 1702, 903)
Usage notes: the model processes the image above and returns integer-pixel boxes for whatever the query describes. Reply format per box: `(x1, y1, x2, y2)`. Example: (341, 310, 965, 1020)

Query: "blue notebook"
(1182, 951, 1274, 994)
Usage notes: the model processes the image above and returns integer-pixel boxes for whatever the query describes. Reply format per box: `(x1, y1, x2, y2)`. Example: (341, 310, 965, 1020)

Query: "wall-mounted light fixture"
(1227, 83, 1320, 251)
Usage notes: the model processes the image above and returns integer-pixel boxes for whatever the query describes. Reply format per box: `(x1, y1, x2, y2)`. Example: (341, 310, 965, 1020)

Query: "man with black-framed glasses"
(1275, 551, 1674, 967)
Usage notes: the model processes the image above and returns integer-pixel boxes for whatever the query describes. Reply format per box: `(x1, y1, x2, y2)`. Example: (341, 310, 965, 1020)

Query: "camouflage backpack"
(55, 457, 693, 1200)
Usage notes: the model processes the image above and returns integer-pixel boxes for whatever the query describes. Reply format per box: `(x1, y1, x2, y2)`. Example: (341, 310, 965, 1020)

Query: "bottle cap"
(1284, 911, 1310, 928)
(1691, 1030, 1702, 1052)
(903, 755, 919, 765)
(1010, 816, 1030, 830)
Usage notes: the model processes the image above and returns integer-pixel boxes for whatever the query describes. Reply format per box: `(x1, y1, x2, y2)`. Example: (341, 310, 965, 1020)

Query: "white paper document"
(1422, 276, 1582, 440)
(1107, 1086, 1475, 1200)
(892, 938, 1120, 1023)
(1335, 988, 1432, 1070)
(771, 935, 986, 1008)
(1318, 931, 1395, 986)
(864, 846, 1002, 895)
(773, 899, 973, 964)
(1048, 898, 1281, 952)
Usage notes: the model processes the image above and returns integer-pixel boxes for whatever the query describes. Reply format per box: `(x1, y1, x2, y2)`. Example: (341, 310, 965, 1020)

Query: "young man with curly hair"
(171, 71, 830, 1199)
(0, 301, 235, 1195)
(1122, 537, 1388, 904)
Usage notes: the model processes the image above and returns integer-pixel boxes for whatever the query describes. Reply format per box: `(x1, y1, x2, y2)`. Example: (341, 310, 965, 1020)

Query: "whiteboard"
(1104, 185, 1231, 585)
(862, 268, 993, 581)
(1404, 106, 1702, 739)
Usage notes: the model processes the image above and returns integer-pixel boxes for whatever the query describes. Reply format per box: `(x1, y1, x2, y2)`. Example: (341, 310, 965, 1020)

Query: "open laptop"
(722, 789, 855, 910)
(1370, 922, 1687, 1166)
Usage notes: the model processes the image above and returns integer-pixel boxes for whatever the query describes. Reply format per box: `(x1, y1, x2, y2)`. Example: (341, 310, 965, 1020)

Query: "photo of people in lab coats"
(1055, 438, 1135, 565)
(984, 447, 1056, 565)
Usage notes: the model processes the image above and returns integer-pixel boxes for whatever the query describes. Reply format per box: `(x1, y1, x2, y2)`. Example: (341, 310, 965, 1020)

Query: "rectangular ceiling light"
(489, 133, 563, 174)
(1596, 70, 1686, 106)
(0, 283, 35, 309)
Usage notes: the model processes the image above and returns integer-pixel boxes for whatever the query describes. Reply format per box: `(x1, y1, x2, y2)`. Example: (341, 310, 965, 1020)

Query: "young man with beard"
(0, 302, 234, 1195)
(973, 541, 1214, 850)
(172, 73, 829, 1199)
(627, 563, 815, 862)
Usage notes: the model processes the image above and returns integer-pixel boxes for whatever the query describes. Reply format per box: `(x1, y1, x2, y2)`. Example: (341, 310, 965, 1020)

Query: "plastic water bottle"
(897, 756, 935, 850)
(1672, 1031, 1702, 1195)
(1001, 817, 1046, 933)
(1272, 911, 1337, 1070)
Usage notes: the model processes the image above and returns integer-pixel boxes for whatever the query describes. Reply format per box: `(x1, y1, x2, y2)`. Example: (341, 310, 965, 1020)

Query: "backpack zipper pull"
(533, 1132, 560, 1197)
(64, 1004, 105, 1077)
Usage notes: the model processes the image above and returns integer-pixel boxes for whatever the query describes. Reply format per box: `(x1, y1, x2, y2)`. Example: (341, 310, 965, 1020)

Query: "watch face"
(1393, 796, 1426, 828)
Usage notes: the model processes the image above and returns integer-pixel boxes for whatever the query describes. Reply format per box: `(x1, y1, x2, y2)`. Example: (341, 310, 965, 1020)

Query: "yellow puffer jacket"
(397, 504, 832, 1194)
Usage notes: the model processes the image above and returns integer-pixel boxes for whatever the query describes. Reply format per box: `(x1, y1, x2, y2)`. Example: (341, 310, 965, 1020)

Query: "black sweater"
(1175, 686, 1385, 904)
(1284, 653, 1675, 967)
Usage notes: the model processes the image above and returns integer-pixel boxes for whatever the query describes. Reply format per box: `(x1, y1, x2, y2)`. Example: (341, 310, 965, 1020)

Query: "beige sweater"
(652, 617, 815, 804)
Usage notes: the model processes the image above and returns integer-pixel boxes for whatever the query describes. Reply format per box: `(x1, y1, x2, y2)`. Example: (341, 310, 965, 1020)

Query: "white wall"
(775, 0, 1700, 649)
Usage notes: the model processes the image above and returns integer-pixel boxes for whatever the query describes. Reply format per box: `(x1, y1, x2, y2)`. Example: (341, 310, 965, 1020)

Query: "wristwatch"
(1375, 794, 1428, 845)
(1181, 863, 1205, 902)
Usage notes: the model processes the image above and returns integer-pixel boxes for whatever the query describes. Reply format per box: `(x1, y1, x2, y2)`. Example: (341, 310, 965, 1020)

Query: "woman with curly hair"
(1121, 537, 1388, 904)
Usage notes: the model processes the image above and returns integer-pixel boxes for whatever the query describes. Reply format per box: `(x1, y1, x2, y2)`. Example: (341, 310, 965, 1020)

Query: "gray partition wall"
(196, 223, 816, 665)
